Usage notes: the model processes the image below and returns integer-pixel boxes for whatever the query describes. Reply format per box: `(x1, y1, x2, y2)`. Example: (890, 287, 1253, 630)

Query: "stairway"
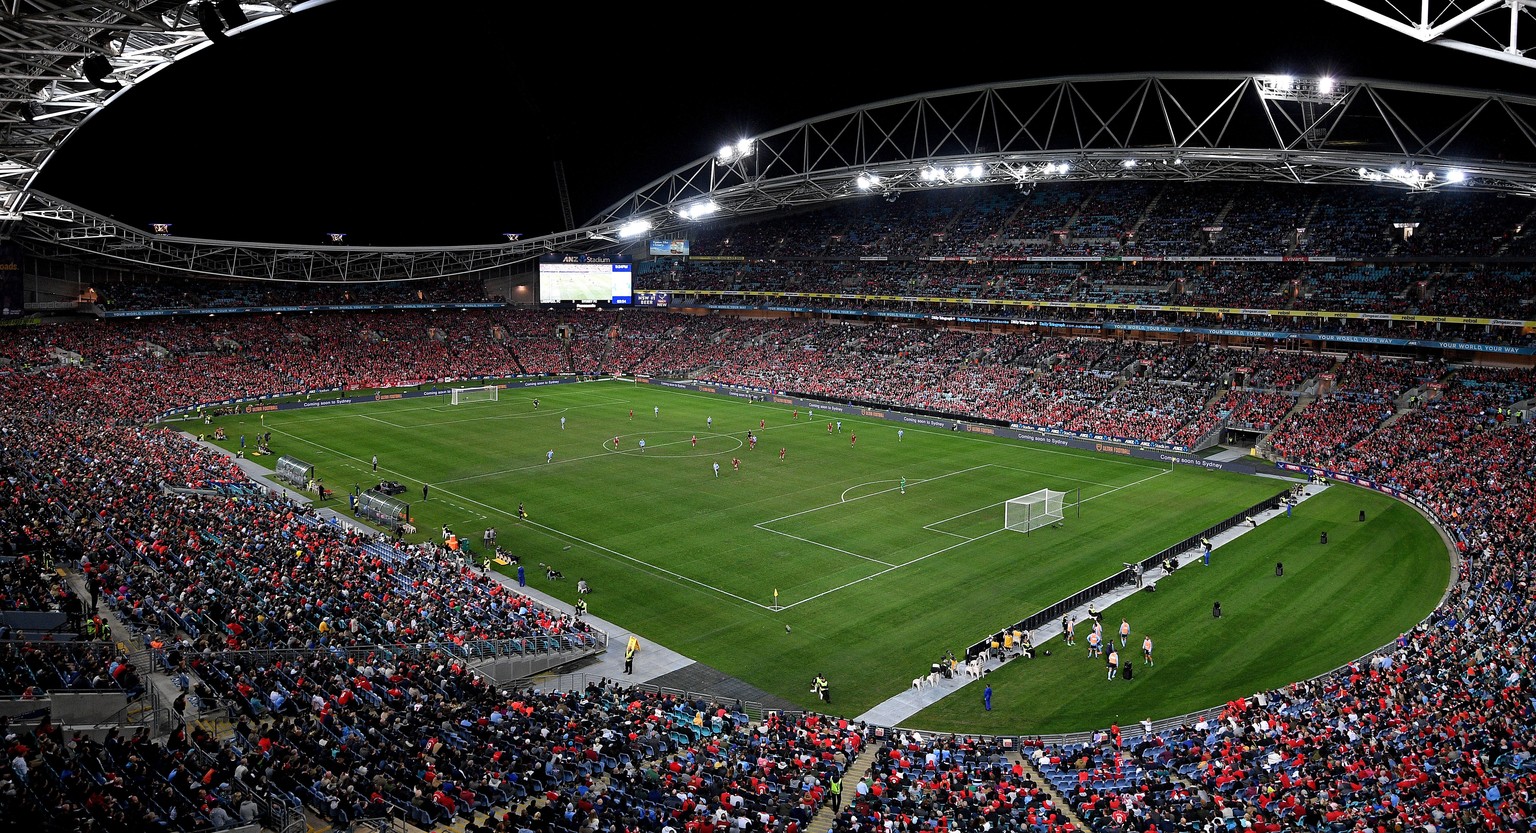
(803, 742, 883, 833)
(1005, 751, 1092, 832)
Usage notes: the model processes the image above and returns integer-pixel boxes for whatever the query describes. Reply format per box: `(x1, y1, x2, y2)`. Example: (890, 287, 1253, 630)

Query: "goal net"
(1005, 489, 1067, 534)
(450, 385, 499, 405)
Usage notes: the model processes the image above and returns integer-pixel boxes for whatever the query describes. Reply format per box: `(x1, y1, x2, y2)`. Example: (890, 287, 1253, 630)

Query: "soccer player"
(836, 420, 842, 433)
(612, 436, 620, 450)
(371, 454, 378, 472)
(732, 457, 740, 472)
(533, 398, 540, 410)
(560, 416, 566, 430)
(1107, 649, 1120, 680)
(827, 422, 834, 434)
(749, 435, 757, 451)
(1142, 635, 1154, 665)
(638, 439, 646, 452)
(779, 446, 786, 462)
(654, 406, 660, 418)
(1119, 618, 1130, 647)
(898, 428, 904, 442)
(691, 435, 697, 447)
(713, 462, 720, 478)
(792, 409, 798, 420)
(1065, 616, 1076, 646)
(707, 416, 713, 428)
(629, 408, 634, 420)
(518, 502, 527, 520)
(759, 418, 765, 429)
(850, 433, 857, 447)
(900, 476, 906, 495)
(1087, 629, 1101, 658)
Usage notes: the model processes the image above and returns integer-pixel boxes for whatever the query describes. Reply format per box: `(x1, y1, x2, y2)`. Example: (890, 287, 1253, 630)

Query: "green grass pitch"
(193, 380, 1450, 734)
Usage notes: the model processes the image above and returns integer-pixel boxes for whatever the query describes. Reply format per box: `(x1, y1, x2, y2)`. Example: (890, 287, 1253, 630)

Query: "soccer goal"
(1005, 488, 1072, 534)
(450, 385, 499, 405)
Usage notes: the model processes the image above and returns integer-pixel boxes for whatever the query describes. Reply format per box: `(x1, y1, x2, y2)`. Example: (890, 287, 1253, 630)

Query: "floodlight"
(678, 200, 719, 220)
(82, 55, 122, 91)
(618, 219, 652, 239)
(197, 2, 229, 42)
(217, 0, 250, 26)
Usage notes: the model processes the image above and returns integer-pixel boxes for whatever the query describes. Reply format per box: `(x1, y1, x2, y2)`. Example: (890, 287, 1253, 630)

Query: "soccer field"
(195, 380, 1450, 731)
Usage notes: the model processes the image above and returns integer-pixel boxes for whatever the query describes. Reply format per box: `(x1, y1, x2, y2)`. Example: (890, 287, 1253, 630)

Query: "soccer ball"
(1043, 649, 1052, 657)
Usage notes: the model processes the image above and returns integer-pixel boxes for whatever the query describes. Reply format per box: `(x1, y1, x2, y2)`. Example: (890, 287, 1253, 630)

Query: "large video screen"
(539, 255, 632, 304)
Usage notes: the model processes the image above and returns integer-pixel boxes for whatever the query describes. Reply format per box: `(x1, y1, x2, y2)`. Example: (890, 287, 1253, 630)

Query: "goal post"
(450, 385, 499, 405)
(1005, 488, 1073, 534)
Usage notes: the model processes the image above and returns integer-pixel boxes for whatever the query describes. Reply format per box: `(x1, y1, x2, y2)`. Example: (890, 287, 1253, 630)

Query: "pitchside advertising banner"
(633, 378, 1270, 475)
(157, 376, 582, 422)
(0, 242, 22, 317)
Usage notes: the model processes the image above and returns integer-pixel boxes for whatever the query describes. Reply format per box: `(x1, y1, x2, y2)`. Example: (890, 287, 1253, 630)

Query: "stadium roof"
(6, 2, 1536, 283)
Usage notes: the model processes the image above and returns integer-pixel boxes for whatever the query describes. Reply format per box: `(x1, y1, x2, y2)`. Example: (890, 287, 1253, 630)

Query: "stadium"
(1, 4, 1534, 833)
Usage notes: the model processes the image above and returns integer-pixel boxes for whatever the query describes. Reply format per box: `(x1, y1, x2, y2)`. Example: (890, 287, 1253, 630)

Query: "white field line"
(433, 432, 749, 486)
(265, 424, 773, 608)
(270, 395, 1180, 611)
(753, 466, 989, 567)
(776, 464, 1176, 610)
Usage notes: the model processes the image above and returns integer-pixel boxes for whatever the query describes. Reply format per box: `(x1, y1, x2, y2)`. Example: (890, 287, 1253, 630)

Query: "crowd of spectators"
(1, 292, 1534, 833)
(89, 276, 497, 312)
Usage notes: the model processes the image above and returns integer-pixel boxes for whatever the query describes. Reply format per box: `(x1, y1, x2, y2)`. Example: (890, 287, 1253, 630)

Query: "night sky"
(31, 1, 1532, 247)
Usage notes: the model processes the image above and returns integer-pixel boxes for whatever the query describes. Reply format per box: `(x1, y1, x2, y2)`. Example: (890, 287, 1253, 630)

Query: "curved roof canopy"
(7, 4, 1536, 282)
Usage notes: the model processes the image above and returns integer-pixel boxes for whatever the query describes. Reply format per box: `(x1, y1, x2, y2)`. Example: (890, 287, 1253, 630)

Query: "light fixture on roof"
(1256, 74, 1347, 104)
(718, 139, 754, 163)
(151, 223, 171, 234)
(327, 232, 346, 243)
(503, 233, 522, 242)
(82, 55, 122, 92)
(856, 173, 882, 190)
(678, 200, 720, 221)
(618, 219, 653, 239)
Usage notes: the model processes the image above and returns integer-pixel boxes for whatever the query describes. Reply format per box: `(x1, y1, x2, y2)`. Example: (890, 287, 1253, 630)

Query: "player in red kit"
(760, 418, 765, 429)
(612, 436, 620, 450)
(827, 422, 834, 434)
(850, 433, 857, 447)
(691, 435, 697, 447)
(732, 457, 740, 472)
(779, 447, 786, 461)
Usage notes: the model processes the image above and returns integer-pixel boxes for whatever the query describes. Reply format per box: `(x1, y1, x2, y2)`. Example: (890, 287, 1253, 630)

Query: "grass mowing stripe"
(187, 383, 1444, 728)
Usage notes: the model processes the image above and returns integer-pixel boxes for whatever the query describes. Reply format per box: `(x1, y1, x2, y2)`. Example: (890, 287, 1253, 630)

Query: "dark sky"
(31, 0, 1533, 247)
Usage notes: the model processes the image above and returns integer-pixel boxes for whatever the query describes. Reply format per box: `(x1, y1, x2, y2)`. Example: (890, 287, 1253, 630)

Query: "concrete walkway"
(853, 479, 1329, 727)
